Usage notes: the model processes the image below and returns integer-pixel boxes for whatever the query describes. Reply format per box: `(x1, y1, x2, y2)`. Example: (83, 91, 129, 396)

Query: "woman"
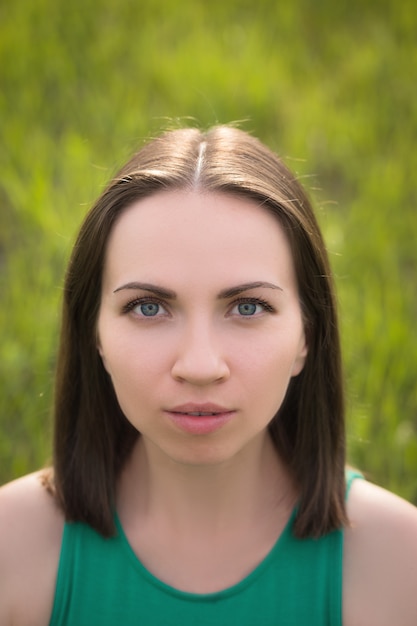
(1, 126, 416, 625)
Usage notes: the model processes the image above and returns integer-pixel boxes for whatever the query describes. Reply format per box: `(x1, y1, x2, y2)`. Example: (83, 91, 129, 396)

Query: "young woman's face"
(97, 190, 307, 467)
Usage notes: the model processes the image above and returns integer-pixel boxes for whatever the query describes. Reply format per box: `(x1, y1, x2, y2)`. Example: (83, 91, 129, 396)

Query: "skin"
(0, 190, 417, 624)
(97, 190, 307, 468)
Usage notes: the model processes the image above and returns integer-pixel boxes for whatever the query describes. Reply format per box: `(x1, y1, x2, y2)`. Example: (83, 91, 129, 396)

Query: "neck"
(117, 433, 297, 534)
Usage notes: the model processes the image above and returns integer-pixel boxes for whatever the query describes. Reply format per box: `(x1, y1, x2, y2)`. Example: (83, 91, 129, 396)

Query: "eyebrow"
(113, 282, 177, 298)
(113, 281, 283, 299)
(217, 281, 283, 298)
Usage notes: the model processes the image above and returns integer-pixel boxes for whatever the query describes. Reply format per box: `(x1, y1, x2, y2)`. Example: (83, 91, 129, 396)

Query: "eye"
(230, 298, 275, 317)
(137, 302, 161, 317)
(237, 302, 258, 316)
(122, 298, 168, 318)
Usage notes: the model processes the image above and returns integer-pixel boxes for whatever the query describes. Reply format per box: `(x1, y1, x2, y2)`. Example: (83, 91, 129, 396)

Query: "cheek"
(99, 332, 171, 387)
(239, 355, 294, 425)
(102, 349, 157, 422)
(244, 336, 304, 392)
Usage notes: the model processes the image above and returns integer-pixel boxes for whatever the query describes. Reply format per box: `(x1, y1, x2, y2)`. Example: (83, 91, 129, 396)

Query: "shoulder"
(343, 477, 417, 626)
(0, 471, 64, 626)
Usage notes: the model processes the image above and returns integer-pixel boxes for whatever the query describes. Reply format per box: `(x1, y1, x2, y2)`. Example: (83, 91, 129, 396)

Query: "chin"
(149, 439, 242, 469)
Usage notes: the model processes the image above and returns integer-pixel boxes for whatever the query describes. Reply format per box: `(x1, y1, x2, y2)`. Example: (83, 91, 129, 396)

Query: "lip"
(165, 403, 236, 435)
(168, 402, 233, 415)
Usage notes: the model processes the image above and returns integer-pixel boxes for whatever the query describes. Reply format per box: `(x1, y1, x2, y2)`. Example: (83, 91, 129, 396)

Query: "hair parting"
(193, 140, 207, 187)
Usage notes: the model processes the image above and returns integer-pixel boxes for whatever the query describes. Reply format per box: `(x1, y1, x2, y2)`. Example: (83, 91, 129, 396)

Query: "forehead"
(102, 190, 297, 290)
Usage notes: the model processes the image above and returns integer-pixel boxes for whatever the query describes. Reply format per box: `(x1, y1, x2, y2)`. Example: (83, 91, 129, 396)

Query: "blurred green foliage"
(1, 0, 416, 501)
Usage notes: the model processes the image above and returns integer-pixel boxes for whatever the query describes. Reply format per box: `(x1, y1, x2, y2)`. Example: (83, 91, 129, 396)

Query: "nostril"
(171, 352, 230, 385)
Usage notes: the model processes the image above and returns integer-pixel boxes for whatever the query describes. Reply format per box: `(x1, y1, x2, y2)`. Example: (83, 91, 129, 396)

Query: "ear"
(96, 337, 109, 373)
(291, 331, 308, 377)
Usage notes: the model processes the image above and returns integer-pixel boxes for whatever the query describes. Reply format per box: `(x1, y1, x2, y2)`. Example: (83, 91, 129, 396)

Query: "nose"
(171, 321, 230, 386)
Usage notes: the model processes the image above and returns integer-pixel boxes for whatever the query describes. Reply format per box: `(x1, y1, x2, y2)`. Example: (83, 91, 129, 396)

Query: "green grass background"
(1, 0, 416, 501)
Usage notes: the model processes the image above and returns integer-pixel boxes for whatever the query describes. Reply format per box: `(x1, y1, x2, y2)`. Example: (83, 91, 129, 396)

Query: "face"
(97, 190, 307, 467)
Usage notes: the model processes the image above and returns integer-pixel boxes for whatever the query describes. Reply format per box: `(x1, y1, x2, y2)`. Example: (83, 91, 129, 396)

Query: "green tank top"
(49, 471, 362, 626)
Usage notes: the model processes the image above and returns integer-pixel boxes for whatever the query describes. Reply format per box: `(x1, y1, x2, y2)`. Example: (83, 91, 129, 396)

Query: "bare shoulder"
(0, 471, 64, 626)
(343, 478, 417, 626)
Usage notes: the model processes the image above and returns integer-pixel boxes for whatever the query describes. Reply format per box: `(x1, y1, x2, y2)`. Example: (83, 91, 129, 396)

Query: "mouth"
(172, 411, 224, 417)
(168, 403, 233, 416)
(165, 404, 235, 435)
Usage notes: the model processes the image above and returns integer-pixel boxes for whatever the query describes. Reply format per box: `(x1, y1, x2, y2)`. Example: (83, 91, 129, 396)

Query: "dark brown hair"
(52, 126, 347, 538)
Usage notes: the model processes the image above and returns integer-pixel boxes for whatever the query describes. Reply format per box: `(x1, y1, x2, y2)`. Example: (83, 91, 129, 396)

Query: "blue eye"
(230, 297, 275, 317)
(237, 302, 258, 316)
(138, 302, 160, 317)
(122, 298, 167, 317)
